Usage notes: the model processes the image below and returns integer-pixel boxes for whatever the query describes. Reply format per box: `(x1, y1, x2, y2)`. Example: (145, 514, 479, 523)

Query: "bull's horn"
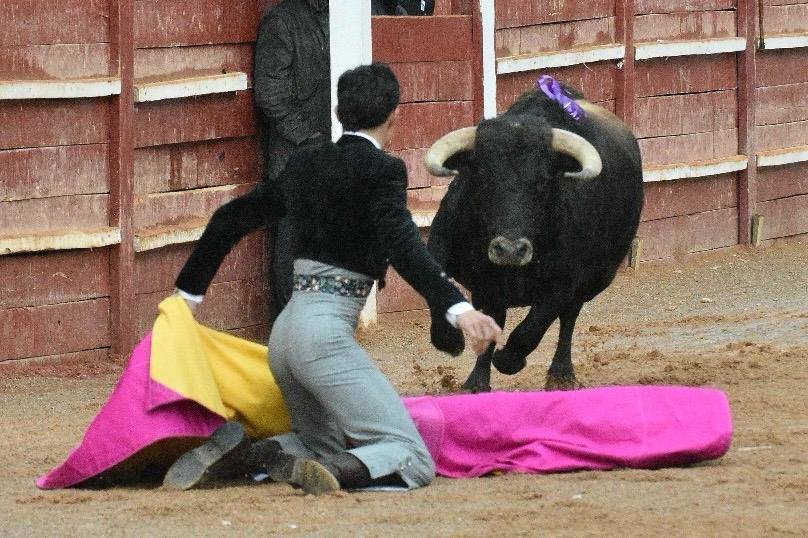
(551, 128, 602, 180)
(425, 126, 477, 176)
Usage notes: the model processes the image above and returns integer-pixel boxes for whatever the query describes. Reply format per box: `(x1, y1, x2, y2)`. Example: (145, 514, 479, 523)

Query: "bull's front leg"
(460, 306, 506, 393)
(545, 302, 584, 390)
(492, 304, 557, 377)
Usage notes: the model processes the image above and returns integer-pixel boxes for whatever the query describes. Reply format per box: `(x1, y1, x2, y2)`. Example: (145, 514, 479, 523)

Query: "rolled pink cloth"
(404, 387, 732, 478)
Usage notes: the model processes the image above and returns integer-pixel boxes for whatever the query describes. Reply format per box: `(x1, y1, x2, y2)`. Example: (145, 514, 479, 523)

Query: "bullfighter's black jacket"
(175, 135, 466, 316)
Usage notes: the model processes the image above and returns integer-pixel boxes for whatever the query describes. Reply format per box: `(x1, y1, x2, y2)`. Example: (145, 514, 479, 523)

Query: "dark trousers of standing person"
(266, 217, 294, 326)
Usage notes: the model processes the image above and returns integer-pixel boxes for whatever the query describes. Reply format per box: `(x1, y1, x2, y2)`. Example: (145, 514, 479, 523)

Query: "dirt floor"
(1, 238, 806, 537)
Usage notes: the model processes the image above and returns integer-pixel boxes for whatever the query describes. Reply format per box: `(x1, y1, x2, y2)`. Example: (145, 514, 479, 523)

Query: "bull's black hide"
(426, 86, 644, 392)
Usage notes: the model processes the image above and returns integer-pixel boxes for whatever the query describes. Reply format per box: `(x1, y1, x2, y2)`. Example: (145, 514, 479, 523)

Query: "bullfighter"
(167, 63, 502, 494)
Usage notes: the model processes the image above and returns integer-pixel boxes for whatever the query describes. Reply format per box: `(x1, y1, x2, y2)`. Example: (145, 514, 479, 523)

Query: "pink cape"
(37, 333, 732, 489)
(405, 388, 732, 477)
(36, 333, 225, 489)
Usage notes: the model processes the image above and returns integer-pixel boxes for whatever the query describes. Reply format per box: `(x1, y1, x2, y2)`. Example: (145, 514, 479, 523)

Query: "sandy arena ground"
(1, 239, 806, 537)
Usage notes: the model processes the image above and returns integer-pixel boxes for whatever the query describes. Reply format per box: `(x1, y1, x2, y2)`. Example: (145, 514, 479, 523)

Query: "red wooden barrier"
(754, 2, 808, 243)
(0, 0, 264, 369)
(1, 0, 806, 365)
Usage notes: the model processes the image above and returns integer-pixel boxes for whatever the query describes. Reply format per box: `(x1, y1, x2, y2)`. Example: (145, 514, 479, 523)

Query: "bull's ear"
(444, 150, 475, 177)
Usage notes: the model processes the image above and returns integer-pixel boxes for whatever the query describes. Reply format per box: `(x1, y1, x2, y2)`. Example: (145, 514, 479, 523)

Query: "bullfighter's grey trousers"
(266, 259, 436, 489)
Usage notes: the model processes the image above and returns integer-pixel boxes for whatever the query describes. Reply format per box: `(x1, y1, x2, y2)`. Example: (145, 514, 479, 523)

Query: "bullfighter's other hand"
(173, 289, 202, 315)
(183, 298, 199, 315)
(456, 310, 503, 355)
(172, 291, 199, 315)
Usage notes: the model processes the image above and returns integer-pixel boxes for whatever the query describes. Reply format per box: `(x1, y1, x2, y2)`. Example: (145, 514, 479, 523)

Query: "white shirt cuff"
(445, 301, 474, 328)
(176, 289, 204, 304)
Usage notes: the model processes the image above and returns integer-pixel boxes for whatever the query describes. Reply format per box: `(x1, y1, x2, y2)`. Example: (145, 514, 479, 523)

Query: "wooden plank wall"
(633, 0, 742, 259)
(3, 1, 806, 360)
(755, 1, 808, 240)
(131, 0, 265, 342)
(495, 1, 619, 121)
(0, 0, 267, 371)
(0, 1, 114, 368)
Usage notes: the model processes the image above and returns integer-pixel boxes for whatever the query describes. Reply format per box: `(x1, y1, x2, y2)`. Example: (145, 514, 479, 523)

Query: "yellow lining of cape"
(150, 295, 291, 439)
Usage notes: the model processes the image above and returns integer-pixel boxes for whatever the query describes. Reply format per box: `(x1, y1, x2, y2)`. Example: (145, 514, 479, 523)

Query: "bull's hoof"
(491, 348, 527, 375)
(461, 372, 491, 393)
(430, 317, 465, 356)
(544, 374, 583, 391)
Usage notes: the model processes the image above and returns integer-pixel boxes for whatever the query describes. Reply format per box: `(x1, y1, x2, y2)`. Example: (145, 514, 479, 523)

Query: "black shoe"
(323, 452, 372, 489)
(163, 421, 251, 490)
(287, 459, 341, 495)
(319, 452, 405, 490)
(250, 440, 340, 495)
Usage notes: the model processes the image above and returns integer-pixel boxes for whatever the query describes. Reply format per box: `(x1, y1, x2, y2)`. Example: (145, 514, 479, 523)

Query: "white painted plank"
(497, 44, 625, 75)
(761, 33, 808, 50)
(0, 227, 120, 255)
(643, 155, 749, 182)
(757, 145, 808, 167)
(635, 37, 746, 60)
(135, 213, 440, 248)
(134, 72, 249, 103)
(134, 224, 206, 252)
(0, 77, 121, 100)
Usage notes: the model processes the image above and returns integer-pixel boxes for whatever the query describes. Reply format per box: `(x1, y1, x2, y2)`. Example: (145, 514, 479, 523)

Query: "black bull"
(425, 87, 644, 392)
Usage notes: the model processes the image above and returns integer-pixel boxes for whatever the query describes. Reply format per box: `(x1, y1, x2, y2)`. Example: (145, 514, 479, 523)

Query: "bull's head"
(425, 116, 602, 267)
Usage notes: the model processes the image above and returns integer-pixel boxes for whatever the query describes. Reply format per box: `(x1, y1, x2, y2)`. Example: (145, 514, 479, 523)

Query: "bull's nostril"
(516, 244, 528, 256)
(493, 244, 505, 257)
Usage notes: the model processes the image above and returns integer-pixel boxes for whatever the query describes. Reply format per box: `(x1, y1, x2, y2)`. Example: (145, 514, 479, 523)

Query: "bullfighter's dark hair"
(337, 63, 400, 131)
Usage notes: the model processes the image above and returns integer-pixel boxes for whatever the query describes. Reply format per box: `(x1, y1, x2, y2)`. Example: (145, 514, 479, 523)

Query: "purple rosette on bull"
(536, 75, 587, 121)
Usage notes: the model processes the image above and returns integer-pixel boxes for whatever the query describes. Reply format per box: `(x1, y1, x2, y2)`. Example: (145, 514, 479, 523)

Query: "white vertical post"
(329, 1, 377, 326)
(480, 0, 497, 119)
(329, 0, 373, 141)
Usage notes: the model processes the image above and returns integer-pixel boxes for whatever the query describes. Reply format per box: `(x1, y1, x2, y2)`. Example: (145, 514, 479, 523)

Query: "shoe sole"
(163, 422, 249, 490)
(289, 459, 340, 495)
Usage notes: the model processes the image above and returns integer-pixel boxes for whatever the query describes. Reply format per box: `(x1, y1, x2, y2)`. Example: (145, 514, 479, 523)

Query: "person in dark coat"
(166, 64, 502, 494)
(254, 0, 331, 323)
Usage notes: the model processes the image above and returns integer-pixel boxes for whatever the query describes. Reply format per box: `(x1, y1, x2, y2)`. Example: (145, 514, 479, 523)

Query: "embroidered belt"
(293, 274, 373, 298)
